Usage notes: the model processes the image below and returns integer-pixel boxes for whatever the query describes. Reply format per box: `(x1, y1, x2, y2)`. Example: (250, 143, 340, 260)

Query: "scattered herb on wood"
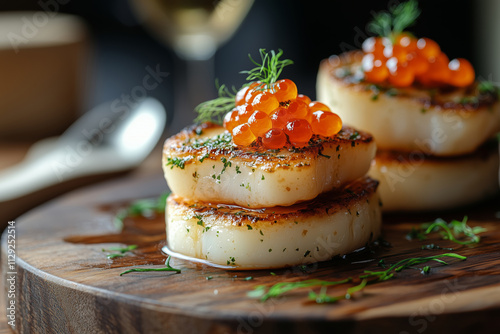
(406, 216, 486, 245)
(102, 244, 137, 259)
(248, 253, 466, 303)
(114, 192, 169, 230)
(119, 256, 181, 276)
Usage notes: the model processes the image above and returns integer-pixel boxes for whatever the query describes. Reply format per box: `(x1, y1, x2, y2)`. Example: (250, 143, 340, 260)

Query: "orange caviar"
(232, 123, 256, 146)
(262, 128, 287, 149)
(248, 110, 272, 137)
(311, 111, 342, 137)
(361, 35, 475, 88)
(225, 80, 342, 148)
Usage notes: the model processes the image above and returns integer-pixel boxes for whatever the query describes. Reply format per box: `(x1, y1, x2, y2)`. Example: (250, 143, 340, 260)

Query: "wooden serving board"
(2, 173, 500, 334)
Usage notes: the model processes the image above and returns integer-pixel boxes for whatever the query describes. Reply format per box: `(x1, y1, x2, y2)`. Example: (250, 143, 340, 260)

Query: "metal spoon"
(0, 97, 166, 222)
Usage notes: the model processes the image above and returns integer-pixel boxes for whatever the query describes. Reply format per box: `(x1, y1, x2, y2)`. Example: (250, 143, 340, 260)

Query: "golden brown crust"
(167, 176, 379, 227)
(163, 122, 373, 170)
(320, 51, 498, 112)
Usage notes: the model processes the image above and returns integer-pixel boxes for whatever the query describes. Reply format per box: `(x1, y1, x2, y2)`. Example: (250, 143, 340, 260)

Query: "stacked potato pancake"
(317, 51, 500, 211)
(162, 122, 382, 269)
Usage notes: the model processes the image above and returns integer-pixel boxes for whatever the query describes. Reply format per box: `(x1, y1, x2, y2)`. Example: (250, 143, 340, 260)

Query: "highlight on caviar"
(194, 49, 343, 149)
(361, 0, 475, 88)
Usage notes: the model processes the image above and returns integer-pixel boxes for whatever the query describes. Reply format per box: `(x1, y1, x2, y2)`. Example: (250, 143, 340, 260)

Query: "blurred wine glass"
(130, 0, 254, 132)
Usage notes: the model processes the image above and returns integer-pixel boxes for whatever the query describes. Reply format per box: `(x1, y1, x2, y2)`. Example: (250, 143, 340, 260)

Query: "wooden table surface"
(2, 140, 500, 333)
(0, 141, 164, 334)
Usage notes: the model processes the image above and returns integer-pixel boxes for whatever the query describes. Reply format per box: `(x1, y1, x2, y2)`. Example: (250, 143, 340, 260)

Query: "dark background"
(1, 0, 479, 130)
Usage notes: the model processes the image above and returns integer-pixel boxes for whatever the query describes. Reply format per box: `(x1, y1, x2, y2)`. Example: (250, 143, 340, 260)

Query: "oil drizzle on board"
(64, 201, 167, 269)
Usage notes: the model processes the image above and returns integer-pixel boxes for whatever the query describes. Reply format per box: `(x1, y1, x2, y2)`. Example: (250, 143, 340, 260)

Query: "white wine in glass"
(130, 0, 254, 132)
(132, 0, 254, 61)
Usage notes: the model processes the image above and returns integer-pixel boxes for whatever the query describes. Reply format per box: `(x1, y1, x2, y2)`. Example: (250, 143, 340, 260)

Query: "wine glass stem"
(169, 56, 215, 133)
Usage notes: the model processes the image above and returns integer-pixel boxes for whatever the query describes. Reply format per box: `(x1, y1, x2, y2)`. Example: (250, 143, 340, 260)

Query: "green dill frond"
(194, 82, 237, 125)
(240, 49, 294, 89)
(194, 49, 293, 125)
(368, 0, 420, 39)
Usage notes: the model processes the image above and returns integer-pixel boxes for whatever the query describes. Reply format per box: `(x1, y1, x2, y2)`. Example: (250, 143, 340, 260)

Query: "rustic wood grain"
(1, 173, 500, 334)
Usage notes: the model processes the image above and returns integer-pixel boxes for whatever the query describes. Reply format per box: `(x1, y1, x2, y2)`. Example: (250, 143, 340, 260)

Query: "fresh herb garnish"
(114, 192, 169, 230)
(194, 49, 293, 124)
(309, 279, 368, 304)
(119, 256, 181, 276)
(248, 278, 352, 302)
(367, 0, 420, 41)
(240, 49, 293, 89)
(248, 253, 466, 303)
(102, 244, 137, 259)
(166, 156, 192, 170)
(194, 82, 237, 125)
(407, 216, 486, 245)
(360, 253, 466, 281)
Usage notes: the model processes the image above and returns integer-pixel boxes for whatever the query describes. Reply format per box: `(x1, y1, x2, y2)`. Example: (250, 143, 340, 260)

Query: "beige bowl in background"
(0, 12, 89, 140)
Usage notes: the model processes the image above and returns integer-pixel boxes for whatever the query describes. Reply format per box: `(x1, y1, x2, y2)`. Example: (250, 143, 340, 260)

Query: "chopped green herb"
(409, 216, 486, 245)
(309, 279, 368, 304)
(248, 278, 352, 302)
(247, 224, 253, 230)
(103, 244, 138, 259)
(421, 266, 431, 274)
(166, 156, 191, 169)
(249, 253, 466, 303)
(199, 153, 210, 162)
(195, 215, 204, 227)
(114, 193, 169, 230)
(119, 256, 181, 276)
(361, 253, 466, 281)
(349, 132, 360, 140)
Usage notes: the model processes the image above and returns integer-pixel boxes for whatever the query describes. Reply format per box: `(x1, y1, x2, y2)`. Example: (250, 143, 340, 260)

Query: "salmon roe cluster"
(361, 34, 475, 88)
(224, 79, 342, 148)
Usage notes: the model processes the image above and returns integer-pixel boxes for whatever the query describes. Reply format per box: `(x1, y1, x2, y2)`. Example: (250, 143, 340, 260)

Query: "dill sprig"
(194, 82, 237, 125)
(194, 49, 293, 124)
(240, 49, 294, 89)
(248, 253, 466, 303)
(119, 256, 181, 276)
(368, 0, 420, 41)
(406, 216, 486, 245)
